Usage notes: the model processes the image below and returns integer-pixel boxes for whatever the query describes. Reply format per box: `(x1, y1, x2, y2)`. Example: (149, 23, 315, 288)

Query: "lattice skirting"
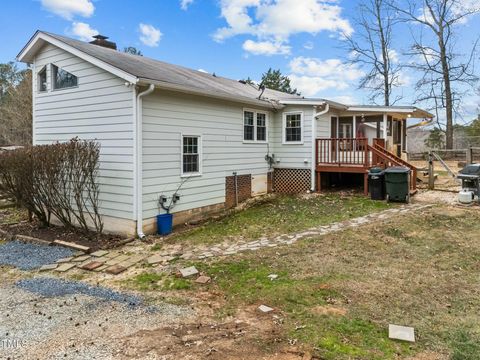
(273, 168, 311, 194)
(225, 174, 252, 208)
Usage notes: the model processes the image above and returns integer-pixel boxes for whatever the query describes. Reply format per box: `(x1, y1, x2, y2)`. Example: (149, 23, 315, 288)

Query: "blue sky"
(1, 0, 479, 122)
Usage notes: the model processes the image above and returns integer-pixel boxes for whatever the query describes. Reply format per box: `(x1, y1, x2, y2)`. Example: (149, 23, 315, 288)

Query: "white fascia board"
(17, 32, 138, 84)
(347, 106, 415, 113)
(279, 100, 326, 106)
(138, 77, 283, 110)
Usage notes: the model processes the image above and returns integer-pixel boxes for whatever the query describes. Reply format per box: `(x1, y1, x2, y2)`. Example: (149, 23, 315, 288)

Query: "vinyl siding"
(271, 105, 314, 169)
(33, 43, 134, 220)
(141, 90, 272, 219)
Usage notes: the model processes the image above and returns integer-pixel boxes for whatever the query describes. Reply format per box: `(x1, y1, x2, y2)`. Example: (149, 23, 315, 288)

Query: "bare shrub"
(0, 138, 103, 234)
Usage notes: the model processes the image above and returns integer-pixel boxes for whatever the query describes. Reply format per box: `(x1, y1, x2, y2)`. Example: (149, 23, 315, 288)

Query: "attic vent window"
(38, 66, 47, 92)
(52, 65, 77, 90)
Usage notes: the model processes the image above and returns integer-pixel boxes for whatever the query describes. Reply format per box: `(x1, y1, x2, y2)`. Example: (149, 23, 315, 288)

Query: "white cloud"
(41, 0, 94, 20)
(213, 0, 352, 55)
(288, 56, 364, 97)
(303, 41, 314, 50)
(70, 22, 98, 41)
(180, 0, 194, 10)
(139, 23, 162, 47)
(242, 39, 291, 55)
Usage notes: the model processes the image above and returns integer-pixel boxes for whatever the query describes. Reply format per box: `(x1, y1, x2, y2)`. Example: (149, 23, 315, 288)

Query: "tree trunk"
(439, 31, 453, 149)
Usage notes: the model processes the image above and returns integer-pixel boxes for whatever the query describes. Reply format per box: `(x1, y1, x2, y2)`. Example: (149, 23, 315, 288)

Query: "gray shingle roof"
(44, 32, 301, 105)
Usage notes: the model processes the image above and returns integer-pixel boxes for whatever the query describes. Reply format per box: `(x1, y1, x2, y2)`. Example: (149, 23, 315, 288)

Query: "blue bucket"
(156, 213, 173, 235)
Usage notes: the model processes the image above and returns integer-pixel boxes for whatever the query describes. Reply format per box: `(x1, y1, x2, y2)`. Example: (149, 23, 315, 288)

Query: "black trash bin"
(384, 166, 411, 203)
(368, 167, 385, 200)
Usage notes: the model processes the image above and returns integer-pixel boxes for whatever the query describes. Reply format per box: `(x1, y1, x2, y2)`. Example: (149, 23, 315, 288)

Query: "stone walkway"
(40, 203, 433, 274)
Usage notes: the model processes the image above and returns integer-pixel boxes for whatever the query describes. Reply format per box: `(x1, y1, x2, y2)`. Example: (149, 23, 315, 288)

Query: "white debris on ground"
(413, 190, 459, 205)
(258, 305, 274, 313)
(388, 324, 415, 342)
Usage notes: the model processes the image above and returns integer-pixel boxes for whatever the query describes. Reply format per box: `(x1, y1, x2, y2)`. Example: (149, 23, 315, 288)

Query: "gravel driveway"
(0, 277, 193, 359)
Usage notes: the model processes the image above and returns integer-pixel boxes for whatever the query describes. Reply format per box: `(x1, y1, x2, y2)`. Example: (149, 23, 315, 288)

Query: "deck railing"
(315, 138, 369, 167)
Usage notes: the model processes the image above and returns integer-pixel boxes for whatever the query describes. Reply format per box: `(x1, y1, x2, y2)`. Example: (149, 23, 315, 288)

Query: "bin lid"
(369, 167, 384, 174)
(384, 166, 410, 173)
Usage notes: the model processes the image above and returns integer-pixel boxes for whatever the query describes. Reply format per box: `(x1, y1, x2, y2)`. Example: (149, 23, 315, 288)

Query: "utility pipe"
(312, 103, 330, 191)
(135, 84, 155, 239)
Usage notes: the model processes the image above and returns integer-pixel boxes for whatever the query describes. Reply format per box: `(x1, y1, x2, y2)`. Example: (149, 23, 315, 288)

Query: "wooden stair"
(368, 144, 418, 192)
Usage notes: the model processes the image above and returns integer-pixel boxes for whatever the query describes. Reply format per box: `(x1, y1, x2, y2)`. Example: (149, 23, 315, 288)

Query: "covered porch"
(314, 106, 433, 196)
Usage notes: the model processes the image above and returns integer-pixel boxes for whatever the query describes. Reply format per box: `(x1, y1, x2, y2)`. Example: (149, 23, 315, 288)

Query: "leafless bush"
(0, 138, 103, 234)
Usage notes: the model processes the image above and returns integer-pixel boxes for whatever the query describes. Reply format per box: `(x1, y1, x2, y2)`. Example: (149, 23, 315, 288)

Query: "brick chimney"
(89, 35, 117, 50)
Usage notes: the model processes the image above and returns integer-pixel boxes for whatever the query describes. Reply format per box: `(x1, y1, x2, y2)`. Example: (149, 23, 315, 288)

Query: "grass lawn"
(162, 193, 393, 247)
(132, 204, 480, 359)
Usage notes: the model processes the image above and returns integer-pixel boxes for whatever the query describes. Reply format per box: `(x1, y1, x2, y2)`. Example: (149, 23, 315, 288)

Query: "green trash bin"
(384, 166, 411, 203)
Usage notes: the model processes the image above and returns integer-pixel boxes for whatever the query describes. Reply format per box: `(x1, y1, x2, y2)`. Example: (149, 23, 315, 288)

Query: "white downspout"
(135, 84, 155, 239)
(312, 103, 330, 191)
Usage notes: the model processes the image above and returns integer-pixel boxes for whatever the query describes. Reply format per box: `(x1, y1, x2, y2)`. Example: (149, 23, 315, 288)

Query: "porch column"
(383, 113, 388, 145)
(353, 115, 357, 138)
(400, 119, 404, 154)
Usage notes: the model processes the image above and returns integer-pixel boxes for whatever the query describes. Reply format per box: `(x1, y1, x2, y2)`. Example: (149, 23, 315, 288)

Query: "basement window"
(243, 109, 268, 142)
(38, 66, 47, 92)
(181, 135, 202, 176)
(52, 65, 78, 90)
(283, 112, 303, 144)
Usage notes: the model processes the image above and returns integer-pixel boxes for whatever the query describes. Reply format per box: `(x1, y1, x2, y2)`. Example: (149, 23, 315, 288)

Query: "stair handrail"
(373, 143, 418, 171)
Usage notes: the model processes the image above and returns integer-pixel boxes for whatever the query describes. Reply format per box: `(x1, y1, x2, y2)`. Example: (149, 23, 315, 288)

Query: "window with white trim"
(256, 113, 266, 141)
(243, 109, 268, 142)
(243, 111, 254, 141)
(284, 112, 303, 143)
(182, 135, 201, 175)
(52, 64, 78, 90)
(38, 66, 47, 92)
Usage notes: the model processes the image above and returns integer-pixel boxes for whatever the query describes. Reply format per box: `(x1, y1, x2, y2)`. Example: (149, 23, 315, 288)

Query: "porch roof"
(279, 99, 434, 119)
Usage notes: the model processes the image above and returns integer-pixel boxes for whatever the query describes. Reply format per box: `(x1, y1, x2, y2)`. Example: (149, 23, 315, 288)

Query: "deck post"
(383, 113, 388, 146)
(364, 172, 368, 196)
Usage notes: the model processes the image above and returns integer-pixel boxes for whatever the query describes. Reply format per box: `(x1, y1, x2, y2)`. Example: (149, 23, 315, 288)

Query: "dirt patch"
(0, 214, 124, 251)
(311, 305, 347, 316)
(117, 309, 307, 360)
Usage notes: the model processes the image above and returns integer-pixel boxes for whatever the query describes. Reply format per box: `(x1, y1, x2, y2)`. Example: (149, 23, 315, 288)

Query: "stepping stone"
(114, 254, 130, 262)
(94, 264, 109, 272)
(80, 261, 105, 271)
(258, 305, 274, 313)
(55, 263, 76, 272)
(56, 257, 74, 263)
(147, 254, 165, 265)
(180, 266, 199, 278)
(72, 255, 91, 262)
(117, 261, 136, 269)
(39, 264, 58, 271)
(388, 324, 415, 342)
(91, 250, 109, 257)
(105, 265, 127, 275)
(195, 275, 211, 284)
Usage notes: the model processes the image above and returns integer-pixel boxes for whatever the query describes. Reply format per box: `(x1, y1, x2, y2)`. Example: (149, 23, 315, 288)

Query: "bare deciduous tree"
(344, 0, 402, 106)
(390, 0, 480, 148)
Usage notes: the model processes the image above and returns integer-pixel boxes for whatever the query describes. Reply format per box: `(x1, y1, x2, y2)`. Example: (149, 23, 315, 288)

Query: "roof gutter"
(135, 84, 155, 239)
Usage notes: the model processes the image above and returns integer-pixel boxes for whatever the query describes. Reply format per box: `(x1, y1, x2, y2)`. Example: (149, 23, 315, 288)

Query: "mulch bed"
(1, 218, 124, 251)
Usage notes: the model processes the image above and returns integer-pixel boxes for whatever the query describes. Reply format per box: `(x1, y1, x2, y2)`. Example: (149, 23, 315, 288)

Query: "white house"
(17, 31, 433, 236)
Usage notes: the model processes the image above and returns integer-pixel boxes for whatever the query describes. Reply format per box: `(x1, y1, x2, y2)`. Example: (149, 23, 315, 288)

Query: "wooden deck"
(315, 138, 417, 195)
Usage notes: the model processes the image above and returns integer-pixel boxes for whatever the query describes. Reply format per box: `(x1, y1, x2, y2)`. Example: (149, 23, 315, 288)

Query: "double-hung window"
(283, 112, 303, 144)
(243, 109, 268, 142)
(182, 135, 201, 176)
